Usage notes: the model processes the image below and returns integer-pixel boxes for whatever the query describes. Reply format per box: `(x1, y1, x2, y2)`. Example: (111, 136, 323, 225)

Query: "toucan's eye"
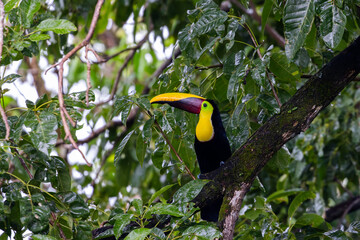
(203, 103, 207, 108)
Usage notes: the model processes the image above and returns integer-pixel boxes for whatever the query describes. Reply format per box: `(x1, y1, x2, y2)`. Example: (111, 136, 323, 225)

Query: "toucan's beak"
(150, 93, 205, 114)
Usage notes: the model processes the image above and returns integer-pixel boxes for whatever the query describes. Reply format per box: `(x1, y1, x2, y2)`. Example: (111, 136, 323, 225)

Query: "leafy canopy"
(0, 0, 360, 239)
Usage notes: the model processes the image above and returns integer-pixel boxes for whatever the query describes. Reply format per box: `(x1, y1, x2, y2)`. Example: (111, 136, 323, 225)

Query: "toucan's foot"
(220, 161, 225, 166)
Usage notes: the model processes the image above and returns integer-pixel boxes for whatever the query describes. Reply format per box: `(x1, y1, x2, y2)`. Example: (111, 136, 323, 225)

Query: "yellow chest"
(196, 110, 214, 142)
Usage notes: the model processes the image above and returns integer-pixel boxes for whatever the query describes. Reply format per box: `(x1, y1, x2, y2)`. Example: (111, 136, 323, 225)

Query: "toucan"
(150, 92, 232, 222)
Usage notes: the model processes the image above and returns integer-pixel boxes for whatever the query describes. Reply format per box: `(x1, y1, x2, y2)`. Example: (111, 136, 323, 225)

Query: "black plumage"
(194, 100, 231, 222)
(194, 100, 231, 174)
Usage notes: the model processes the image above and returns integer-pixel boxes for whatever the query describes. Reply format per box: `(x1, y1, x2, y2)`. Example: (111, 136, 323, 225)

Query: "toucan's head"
(150, 92, 216, 142)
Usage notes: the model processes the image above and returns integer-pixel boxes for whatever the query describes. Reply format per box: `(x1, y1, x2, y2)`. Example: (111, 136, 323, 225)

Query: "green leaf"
(142, 118, 154, 142)
(29, 34, 51, 42)
(32, 235, 57, 240)
(251, 59, 267, 88)
(148, 183, 177, 205)
(52, 157, 71, 192)
(283, 0, 315, 59)
(136, 133, 147, 166)
(60, 192, 90, 219)
(267, 146, 292, 172)
(269, 51, 300, 83)
(147, 203, 184, 217)
(295, 213, 324, 227)
(173, 179, 207, 204)
(192, 9, 227, 37)
(245, 209, 264, 220)
(26, 111, 58, 154)
(223, 51, 246, 101)
(19, 0, 41, 28)
(288, 191, 316, 222)
(124, 228, 151, 240)
(267, 188, 304, 202)
(183, 223, 222, 239)
(256, 94, 279, 114)
(261, 0, 274, 35)
(29, 206, 51, 233)
(324, 230, 350, 240)
(4, 0, 18, 12)
(113, 214, 133, 239)
(131, 199, 143, 215)
(0, 74, 21, 85)
(318, 0, 346, 49)
(35, 19, 77, 34)
(112, 96, 133, 124)
(150, 228, 165, 239)
(347, 221, 360, 234)
(64, 90, 95, 109)
(114, 130, 135, 165)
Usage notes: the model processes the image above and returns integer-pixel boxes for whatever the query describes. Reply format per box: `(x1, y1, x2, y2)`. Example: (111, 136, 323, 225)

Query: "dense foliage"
(1, 0, 360, 239)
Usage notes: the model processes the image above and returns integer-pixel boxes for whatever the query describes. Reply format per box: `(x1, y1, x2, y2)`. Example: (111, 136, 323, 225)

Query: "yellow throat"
(196, 101, 214, 142)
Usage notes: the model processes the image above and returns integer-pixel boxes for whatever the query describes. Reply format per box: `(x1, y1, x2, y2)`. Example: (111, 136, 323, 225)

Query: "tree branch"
(325, 196, 360, 222)
(45, 0, 105, 166)
(192, 36, 360, 239)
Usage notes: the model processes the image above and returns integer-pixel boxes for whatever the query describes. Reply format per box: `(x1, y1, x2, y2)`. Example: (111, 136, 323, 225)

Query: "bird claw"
(220, 161, 225, 166)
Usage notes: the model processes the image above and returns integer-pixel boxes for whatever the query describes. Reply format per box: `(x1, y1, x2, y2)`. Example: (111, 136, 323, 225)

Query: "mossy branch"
(192, 36, 360, 239)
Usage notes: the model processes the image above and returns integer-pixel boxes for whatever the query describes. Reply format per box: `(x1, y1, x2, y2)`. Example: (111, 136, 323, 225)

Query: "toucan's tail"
(200, 197, 223, 222)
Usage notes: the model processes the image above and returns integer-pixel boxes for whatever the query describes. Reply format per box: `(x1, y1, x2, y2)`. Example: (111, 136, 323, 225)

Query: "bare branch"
(85, 45, 93, 106)
(93, 46, 142, 64)
(46, 0, 105, 166)
(45, 0, 105, 74)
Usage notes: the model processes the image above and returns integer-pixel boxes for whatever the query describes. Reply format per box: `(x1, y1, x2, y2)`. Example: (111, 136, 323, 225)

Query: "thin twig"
(85, 45, 93, 106)
(57, 67, 91, 166)
(50, 212, 66, 240)
(13, 149, 33, 179)
(93, 46, 142, 64)
(154, 120, 196, 180)
(87, 47, 104, 62)
(0, 0, 9, 141)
